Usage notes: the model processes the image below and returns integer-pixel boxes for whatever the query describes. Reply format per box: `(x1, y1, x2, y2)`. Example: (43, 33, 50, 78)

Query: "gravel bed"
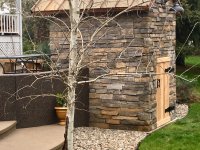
(73, 104, 188, 150)
(74, 127, 147, 150)
(174, 103, 188, 119)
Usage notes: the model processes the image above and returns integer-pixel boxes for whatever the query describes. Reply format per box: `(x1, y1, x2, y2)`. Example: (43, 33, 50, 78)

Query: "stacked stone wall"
(49, 5, 176, 131)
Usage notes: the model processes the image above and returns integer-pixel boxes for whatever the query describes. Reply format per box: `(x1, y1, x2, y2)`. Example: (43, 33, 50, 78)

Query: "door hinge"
(157, 79, 160, 88)
(165, 105, 175, 113)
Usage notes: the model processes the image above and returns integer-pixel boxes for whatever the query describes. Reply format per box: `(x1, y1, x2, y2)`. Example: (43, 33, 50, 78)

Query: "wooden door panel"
(156, 57, 171, 127)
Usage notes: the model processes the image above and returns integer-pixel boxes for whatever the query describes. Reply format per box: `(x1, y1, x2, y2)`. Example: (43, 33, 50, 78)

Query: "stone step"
(0, 124, 65, 150)
(0, 121, 17, 139)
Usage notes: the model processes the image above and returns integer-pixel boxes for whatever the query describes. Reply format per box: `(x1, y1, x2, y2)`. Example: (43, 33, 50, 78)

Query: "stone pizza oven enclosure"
(32, 0, 177, 131)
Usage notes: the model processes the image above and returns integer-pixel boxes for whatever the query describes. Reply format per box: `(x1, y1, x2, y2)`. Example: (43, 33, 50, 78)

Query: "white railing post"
(0, 15, 2, 34)
(3, 15, 5, 34)
(16, 0, 23, 54)
(6, 15, 8, 33)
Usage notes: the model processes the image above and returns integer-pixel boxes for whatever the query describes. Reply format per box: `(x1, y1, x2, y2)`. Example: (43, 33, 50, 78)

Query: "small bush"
(37, 41, 50, 54)
(176, 77, 196, 103)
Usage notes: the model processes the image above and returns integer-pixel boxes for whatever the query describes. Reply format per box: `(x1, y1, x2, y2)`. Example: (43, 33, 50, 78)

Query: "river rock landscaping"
(73, 103, 188, 150)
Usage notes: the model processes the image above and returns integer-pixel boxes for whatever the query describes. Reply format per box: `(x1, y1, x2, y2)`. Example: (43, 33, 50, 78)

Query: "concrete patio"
(0, 121, 65, 150)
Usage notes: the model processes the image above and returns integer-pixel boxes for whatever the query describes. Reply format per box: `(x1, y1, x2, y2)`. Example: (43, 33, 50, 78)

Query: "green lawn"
(185, 56, 200, 67)
(139, 103, 200, 150)
(177, 55, 200, 97)
(139, 56, 200, 149)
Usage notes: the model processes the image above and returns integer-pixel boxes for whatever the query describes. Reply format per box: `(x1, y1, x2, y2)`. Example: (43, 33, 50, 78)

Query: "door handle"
(157, 79, 160, 88)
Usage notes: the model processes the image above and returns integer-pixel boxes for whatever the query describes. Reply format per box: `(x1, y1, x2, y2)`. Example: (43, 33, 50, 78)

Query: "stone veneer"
(49, 3, 176, 131)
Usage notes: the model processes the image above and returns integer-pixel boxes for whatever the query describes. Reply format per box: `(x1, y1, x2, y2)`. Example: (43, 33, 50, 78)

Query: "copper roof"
(32, 0, 154, 13)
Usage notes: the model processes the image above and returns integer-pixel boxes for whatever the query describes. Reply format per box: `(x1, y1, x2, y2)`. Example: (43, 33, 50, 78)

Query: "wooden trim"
(157, 57, 170, 63)
(157, 116, 171, 127)
(31, 0, 153, 14)
(32, 6, 149, 15)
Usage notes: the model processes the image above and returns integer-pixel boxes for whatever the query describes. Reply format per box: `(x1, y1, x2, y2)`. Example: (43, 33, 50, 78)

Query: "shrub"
(176, 77, 196, 103)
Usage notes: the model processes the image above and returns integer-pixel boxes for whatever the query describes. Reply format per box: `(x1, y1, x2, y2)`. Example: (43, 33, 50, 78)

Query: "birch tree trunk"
(66, 0, 80, 150)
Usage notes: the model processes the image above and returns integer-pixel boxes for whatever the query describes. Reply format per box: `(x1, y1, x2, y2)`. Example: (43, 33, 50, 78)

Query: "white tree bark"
(67, 86, 76, 150)
(67, 0, 80, 150)
(65, 0, 152, 149)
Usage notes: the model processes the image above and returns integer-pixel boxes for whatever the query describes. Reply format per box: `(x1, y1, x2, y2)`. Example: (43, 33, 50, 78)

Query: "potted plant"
(54, 93, 67, 125)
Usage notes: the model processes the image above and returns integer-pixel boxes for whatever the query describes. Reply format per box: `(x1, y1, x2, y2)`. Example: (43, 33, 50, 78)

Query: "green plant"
(56, 93, 67, 107)
(185, 56, 200, 67)
(176, 77, 197, 103)
(38, 41, 50, 54)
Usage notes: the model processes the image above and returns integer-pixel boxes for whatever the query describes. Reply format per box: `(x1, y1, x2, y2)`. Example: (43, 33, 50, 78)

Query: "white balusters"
(0, 14, 19, 34)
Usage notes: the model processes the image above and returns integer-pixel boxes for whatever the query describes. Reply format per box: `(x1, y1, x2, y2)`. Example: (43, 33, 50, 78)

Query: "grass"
(177, 68, 200, 97)
(139, 103, 200, 150)
(185, 56, 200, 67)
(177, 55, 200, 97)
(139, 56, 200, 149)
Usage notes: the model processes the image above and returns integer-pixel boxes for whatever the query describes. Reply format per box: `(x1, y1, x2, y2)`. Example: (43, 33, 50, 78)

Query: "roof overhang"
(32, 0, 154, 15)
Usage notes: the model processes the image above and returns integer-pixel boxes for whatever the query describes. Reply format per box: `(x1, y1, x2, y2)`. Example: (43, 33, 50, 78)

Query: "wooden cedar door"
(156, 57, 171, 127)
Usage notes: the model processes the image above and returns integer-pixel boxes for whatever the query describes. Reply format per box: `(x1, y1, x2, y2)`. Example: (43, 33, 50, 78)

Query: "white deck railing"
(0, 14, 19, 35)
